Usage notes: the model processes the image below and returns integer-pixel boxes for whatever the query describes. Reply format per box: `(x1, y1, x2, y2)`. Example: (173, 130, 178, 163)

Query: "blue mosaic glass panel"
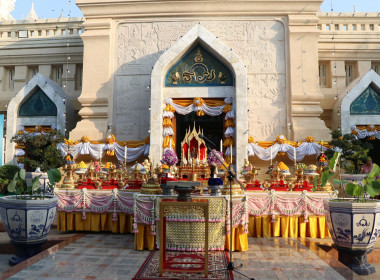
(165, 44, 234, 87)
(350, 85, 380, 115)
(19, 88, 57, 117)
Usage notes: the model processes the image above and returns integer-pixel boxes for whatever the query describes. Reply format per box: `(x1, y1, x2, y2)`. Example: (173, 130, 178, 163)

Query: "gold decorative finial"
(195, 47, 203, 63)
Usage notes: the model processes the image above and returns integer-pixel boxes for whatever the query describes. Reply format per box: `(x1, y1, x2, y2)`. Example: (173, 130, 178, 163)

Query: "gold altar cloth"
(247, 215, 330, 238)
(57, 212, 133, 233)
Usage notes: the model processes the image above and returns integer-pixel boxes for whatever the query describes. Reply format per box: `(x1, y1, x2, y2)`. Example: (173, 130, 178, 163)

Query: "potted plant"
(325, 129, 372, 181)
(0, 168, 62, 265)
(0, 165, 21, 196)
(322, 153, 380, 275)
(11, 130, 65, 172)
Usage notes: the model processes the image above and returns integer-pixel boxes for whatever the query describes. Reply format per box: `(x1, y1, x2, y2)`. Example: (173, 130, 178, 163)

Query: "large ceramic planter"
(0, 195, 58, 265)
(324, 198, 380, 275)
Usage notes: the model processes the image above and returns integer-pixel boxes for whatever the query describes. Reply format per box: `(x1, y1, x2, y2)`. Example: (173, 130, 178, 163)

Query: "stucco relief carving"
(247, 73, 286, 139)
(115, 20, 286, 140)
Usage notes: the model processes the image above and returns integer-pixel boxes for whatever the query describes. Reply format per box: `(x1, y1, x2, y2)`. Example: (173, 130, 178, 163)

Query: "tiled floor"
(3, 233, 378, 280)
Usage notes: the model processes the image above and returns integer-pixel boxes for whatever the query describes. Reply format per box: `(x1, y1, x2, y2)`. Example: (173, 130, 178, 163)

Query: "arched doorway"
(150, 24, 247, 171)
(5, 74, 73, 164)
(175, 111, 224, 159)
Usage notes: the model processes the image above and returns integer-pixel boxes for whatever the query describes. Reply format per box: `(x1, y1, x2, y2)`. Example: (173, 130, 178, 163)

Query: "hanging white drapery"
(351, 125, 380, 139)
(57, 143, 149, 163)
(165, 98, 225, 117)
(247, 142, 326, 161)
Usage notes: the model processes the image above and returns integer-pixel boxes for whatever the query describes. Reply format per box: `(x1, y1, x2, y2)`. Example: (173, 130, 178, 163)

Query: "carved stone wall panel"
(247, 73, 286, 140)
(115, 19, 286, 141)
(115, 111, 140, 140)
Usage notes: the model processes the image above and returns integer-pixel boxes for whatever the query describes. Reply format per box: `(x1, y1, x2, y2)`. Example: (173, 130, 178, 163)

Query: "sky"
(8, 0, 380, 20)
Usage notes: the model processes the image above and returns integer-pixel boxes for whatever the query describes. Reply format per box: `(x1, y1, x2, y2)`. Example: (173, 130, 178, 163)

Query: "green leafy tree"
(11, 130, 65, 172)
(325, 129, 372, 174)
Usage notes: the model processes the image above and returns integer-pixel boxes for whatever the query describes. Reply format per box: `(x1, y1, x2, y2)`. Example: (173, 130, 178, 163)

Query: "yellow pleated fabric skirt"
(247, 215, 330, 238)
(57, 212, 133, 233)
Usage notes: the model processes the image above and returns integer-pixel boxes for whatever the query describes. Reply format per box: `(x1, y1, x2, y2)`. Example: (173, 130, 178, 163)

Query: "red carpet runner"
(133, 251, 234, 280)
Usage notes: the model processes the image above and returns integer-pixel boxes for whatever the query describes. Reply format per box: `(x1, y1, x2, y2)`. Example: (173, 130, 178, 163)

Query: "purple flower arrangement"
(161, 149, 179, 167)
(207, 149, 224, 166)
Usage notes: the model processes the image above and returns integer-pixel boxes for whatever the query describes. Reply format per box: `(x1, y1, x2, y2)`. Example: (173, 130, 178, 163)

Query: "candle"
(124, 145, 127, 164)
(293, 146, 296, 165)
(220, 139, 223, 153)
(270, 146, 272, 165)
(169, 139, 172, 150)
(99, 149, 102, 163)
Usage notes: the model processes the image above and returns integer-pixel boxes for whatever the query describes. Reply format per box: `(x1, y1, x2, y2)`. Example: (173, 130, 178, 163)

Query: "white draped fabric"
(351, 125, 380, 139)
(247, 142, 326, 161)
(15, 149, 25, 156)
(57, 143, 149, 162)
(165, 97, 225, 116)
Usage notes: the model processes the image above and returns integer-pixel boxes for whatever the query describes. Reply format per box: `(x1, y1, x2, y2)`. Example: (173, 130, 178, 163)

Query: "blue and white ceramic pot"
(0, 195, 58, 244)
(323, 199, 380, 250)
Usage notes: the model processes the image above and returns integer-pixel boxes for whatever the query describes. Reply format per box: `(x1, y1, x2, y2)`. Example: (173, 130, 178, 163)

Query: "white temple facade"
(1, 0, 380, 170)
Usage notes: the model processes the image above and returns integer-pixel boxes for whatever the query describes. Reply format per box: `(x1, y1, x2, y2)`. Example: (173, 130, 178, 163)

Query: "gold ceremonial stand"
(159, 200, 209, 277)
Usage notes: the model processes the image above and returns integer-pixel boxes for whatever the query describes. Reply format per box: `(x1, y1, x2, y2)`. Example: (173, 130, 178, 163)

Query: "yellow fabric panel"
(225, 226, 247, 251)
(74, 213, 84, 231)
(90, 213, 101, 232)
(57, 212, 133, 233)
(58, 212, 66, 231)
(66, 213, 75, 231)
(111, 217, 120, 233)
(318, 216, 326, 238)
(307, 216, 318, 238)
(134, 224, 155, 250)
(235, 226, 248, 251)
(84, 213, 92, 231)
(281, 216, 290, 238)
(225, 232, 234, 251)
(289, 216, 298, 238)
(298, 216, 307, 237)
(248, 216, 256, 237)
(255, 216, 262, 237)
(272, 216, 280, 237)
(248, 215, 327, 238)
(262, 216, 272, 237)
(100, 213, 109, 231)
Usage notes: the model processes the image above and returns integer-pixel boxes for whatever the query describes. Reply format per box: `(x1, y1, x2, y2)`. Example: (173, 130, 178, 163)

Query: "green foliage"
(7, 168, 61, 198)
(11, 131, 65, 172)
(312, 152, 340, 191)
(334, 164, 380, 201)
(7, 169, 40, 196)
(0, 165, 21, 195)
(325, 129, 372, 174)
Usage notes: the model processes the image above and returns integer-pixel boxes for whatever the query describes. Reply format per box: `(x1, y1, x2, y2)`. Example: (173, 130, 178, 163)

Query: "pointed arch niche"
(5, 73, 73, 164)
(341, 70, 380, 134)
(150, 24, 247, 171)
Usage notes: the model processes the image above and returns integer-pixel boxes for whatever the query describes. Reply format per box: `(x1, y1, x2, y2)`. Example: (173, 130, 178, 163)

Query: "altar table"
(55, 189, 336, 252)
